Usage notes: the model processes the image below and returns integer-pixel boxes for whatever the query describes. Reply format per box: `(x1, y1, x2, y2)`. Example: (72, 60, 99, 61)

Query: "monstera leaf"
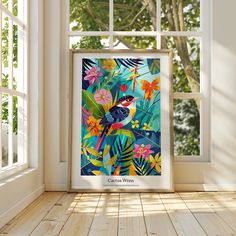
(110, 136, 134, 175)
(82, 90, 105, 119)
(115, 58, 143, 68)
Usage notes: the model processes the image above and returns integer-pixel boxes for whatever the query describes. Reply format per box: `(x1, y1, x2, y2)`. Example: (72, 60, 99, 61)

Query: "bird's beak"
(134, 97, 141, 101)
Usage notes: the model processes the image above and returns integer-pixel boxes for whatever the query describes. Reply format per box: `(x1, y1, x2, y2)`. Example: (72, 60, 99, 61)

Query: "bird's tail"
(95, 124, 111, 151)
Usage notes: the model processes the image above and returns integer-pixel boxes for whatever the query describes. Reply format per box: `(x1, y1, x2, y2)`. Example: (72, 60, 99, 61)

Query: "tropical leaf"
(90, 159, 103, 167)
(82, 58, 96, 71)
(147, 59, 160, 75)
(113, 165, 121, 176)
(82, 59, 96, 90)
(92, 170, 103, 176)
(111, 129, 135, 139)
(115, 58, 143, 68)
(129, 163, 136, 176)
(86, 148, 100, 157)
(107, 155, 118, 166)
(82, 90, 105, 119)
(110, 136, 134, 175)
(103, 145, 110, 156)
(133, 157, 155, 176)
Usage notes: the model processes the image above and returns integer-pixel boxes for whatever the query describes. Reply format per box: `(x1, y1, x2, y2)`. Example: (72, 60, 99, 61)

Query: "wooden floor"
(1, 192, 236, 236)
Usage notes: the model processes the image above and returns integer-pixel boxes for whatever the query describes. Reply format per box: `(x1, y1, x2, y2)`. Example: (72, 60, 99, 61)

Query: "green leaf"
(110, 137, 134, 175)
(107, 155, 118, 166)
(92, 170, 103, 176)
(103, 145, 110, 156)
(147, 59, 160, 75)
(112, 129, 135, 139)
(90, 159, 103, 167)
(133, 157, 155, 176)
(82, 90, 105, 119)
(86, 148, 100, 157)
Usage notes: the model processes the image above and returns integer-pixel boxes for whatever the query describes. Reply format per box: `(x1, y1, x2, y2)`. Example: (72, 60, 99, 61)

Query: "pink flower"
(84, 67, 102, 86)
(94, 89, 112, 105)
(133, 144, 154, 160)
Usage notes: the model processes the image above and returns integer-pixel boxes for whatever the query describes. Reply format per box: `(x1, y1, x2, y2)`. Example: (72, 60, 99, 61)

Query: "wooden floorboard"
(1, 191, 236, 236)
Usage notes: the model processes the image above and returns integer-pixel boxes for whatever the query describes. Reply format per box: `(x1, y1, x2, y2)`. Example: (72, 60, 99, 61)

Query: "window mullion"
(156, 0, 161, 49)
(0, 5, 2, 170)
(109, 0, 113, 49)
(173, 92, 202, 100)
(8, 0, 13, 167)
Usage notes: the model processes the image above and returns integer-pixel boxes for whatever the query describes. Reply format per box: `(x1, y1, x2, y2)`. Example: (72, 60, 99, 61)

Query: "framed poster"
(68, 49, 173, 192)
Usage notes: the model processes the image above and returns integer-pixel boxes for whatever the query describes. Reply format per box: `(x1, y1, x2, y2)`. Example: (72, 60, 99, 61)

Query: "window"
(66, 0, 211, 161)
(0, 0, 28, 178)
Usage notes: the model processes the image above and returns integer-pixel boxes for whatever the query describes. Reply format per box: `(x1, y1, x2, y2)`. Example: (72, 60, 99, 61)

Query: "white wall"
(44, 0, 236, 191)
(0, 0, 45, 228)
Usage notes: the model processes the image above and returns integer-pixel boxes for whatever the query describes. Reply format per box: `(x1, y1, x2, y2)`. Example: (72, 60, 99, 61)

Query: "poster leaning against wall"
(69, 50, 173, 192)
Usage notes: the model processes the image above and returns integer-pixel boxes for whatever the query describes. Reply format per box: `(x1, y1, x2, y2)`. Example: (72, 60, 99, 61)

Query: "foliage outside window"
(69, 0, 209, 159)
(0, 0, 28, 175)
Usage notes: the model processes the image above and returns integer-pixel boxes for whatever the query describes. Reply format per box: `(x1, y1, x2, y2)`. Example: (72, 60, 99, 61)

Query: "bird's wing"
(100, 106, 130, 125)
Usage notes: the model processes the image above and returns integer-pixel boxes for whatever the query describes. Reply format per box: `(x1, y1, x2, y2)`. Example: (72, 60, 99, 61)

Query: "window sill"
(0, 167, 36, 188)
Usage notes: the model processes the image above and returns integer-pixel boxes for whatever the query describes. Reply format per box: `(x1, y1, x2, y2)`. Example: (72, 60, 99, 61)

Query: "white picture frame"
(68, 49, 174, 192)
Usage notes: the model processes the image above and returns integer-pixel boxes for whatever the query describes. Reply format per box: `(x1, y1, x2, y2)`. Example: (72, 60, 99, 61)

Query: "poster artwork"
(81, 58, 161, 176)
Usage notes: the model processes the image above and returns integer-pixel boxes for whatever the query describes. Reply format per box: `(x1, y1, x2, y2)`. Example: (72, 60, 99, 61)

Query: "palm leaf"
(110, 136, 134, 175)
(82, 58, 96, 71)
(147, 59, 160, 75)
(133, 157, 155, 176)
(82, 58, 96, 89)
(115, 58, 143, 68)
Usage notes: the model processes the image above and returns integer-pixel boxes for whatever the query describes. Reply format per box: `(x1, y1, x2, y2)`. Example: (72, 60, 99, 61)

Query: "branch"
(87, 0, 108, 30)
(142, 0, 157, 29)
(119, 4, 148, 30)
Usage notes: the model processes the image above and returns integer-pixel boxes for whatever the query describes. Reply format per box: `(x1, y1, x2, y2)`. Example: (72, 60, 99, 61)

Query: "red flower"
(120, 84, 127, 92)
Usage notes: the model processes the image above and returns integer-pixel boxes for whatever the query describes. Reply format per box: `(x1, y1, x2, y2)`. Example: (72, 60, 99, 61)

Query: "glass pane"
(69, 36, 109, 49)
(161, 0, 200, 31)
(13, 96, 18, 163)
(114, 0, 156, 31)
(2, 14, 9, 88)
(174, 99, 200, 156)
(161, 36, 200, 93)
(1, 0, 8, 9)
(70, 0, 109, 31)
(2, 93, 9, 167)
(113, 37, 156, 49)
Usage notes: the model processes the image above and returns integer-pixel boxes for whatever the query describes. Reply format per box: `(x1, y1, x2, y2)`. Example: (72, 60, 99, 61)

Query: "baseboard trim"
(0, 184, 45, 228)
(175, 184, 236, 191)
(45, 184, 67, 191)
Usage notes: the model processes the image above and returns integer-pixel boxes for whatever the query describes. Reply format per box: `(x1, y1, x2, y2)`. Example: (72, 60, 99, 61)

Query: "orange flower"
(87, 116, 102, 136)
(140, 78, 160, 101)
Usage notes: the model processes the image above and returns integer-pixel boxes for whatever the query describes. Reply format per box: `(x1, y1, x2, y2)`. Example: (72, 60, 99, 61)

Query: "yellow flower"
(131, 120, 139, 128)
(87, 116, 102, 136)
(102, 59, 117, 70)
(149, 153, 161, 173)
(143, 123, 151, 130)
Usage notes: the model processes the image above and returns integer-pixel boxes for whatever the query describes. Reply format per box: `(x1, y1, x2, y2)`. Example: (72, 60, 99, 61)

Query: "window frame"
(0, 0, 28, 179)
(64, 0, 211, 162)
